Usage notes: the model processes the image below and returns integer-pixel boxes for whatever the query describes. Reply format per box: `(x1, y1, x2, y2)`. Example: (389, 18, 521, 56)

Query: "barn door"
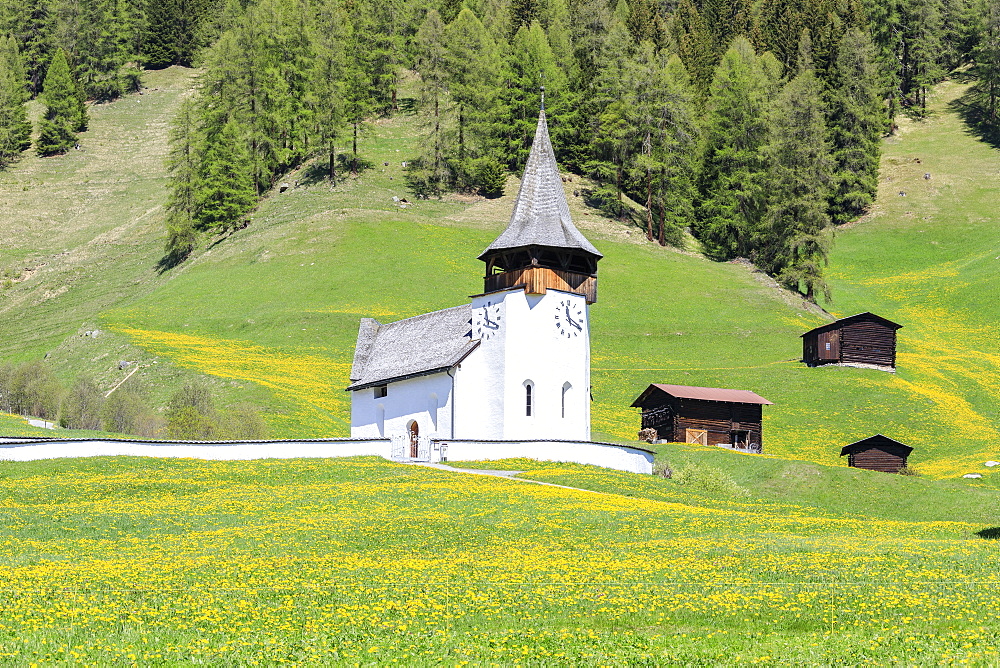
(685, 429, 708, 446)
(819, 330, 840, 360)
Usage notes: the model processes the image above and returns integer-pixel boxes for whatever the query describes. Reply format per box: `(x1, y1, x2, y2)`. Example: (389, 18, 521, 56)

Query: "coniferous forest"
(1, 0, 999, 300)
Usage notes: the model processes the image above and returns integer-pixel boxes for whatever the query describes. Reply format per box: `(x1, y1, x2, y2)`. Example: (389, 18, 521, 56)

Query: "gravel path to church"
(410, 462, 609, 495)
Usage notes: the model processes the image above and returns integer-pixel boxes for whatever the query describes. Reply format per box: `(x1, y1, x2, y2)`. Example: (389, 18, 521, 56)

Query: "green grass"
(0, 456, 997, 663)
(0, 70, 997, 478)
(452, 441, 1000, 524)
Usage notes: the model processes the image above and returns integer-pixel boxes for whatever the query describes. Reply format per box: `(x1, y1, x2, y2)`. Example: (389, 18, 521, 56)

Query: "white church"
(347, 105, 603, 453)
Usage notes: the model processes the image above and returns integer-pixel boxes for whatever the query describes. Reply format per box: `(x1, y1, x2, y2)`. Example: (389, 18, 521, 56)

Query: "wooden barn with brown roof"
(841, 435, 913, 473)
(801, 312, 902, 370)
(631, 384, 773, 452)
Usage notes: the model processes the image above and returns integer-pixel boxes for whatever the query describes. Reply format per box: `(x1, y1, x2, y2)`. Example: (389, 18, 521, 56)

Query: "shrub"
(102, 389, 150, 435)
(166, 382, 221, 440)
(673, 463, 749, 498)
(653, 461, 673, 478)
(61, 376, 104, 430)
(220, 404, 270, 440)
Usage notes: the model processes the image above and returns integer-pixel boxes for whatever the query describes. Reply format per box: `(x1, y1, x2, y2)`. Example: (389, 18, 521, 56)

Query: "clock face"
(554, 298, 585, 339)
(473, 301, 502, 340)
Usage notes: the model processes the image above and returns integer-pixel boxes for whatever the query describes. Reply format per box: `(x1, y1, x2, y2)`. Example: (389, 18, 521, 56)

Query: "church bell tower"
(465, 95, 602, 441)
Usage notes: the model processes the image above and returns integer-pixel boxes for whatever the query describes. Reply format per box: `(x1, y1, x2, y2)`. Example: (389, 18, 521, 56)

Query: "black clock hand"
(564, 305, 582, 330)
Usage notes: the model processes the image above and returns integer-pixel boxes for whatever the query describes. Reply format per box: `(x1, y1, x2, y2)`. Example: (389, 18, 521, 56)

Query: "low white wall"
(438, 439, 654, 475)
(0, 438, 392, 462)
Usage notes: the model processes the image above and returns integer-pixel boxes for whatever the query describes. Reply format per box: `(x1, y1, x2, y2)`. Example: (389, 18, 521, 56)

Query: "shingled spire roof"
(478, 108, 601, 261)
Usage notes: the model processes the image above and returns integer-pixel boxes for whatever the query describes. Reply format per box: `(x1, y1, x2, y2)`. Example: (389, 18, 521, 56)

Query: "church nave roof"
(346, 304, 478, 391)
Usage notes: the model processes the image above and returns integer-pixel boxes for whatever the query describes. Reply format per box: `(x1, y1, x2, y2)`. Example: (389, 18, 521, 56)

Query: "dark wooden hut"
(801, 312, 902, 369)
(840, 434, 912, 473)
(631, 384, 773, 452)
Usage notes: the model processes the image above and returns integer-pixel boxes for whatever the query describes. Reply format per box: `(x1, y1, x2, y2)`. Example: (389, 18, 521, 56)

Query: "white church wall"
(500, 289, 591, 441)
(455, 299, 506, 439)
(0, 438, 393, 462)
(350, 372, 454, 439)
(439, 439, 653, 475)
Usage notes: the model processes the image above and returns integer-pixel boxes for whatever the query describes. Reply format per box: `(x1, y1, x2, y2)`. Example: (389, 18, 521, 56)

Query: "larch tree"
(444, 7, 498, 186)
(655, 53, 700, 246)
(163, 98, 201, 266)
(696, 37, 774, 260)
(0, 36, 31, 168)
(761, 62, 833, 301)
(414, 8, 449, 192)
(194, 118, 256, 233)
(311, 0, 349, 182)
(973, 0, 1000, 123)
(828, 28, 884, 224)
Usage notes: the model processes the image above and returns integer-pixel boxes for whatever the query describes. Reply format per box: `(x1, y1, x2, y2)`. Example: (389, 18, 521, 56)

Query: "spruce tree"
(669, 0, 715, 97)
(761, 67, 833, 301)
(0, 36, 31, 168)
(497, 21, 567, 170)
(696, 37, 773, 260)
(828, 28, 884, 224)
(36, 48, 81, 156)
(194, 119, 256, 233)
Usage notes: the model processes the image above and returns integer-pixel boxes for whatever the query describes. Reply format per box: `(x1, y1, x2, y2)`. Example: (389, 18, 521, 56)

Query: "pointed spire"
(478, 108, 602, 261)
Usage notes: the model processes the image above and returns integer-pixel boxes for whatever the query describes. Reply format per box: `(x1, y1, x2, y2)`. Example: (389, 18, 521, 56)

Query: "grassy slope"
(0, 71, 997, 478)
(824, 79, 1000, 477)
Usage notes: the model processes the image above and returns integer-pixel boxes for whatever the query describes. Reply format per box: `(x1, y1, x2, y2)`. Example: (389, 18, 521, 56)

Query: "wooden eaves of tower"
(477, 99, 602, 303)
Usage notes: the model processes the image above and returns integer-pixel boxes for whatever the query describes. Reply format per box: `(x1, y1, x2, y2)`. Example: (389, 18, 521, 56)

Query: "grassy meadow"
(0, 455, 997, 664)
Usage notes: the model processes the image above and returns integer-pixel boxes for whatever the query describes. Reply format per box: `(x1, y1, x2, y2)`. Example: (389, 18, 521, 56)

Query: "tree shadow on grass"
(976, 527, 1000, 539)
(947, 86, 1000, 151)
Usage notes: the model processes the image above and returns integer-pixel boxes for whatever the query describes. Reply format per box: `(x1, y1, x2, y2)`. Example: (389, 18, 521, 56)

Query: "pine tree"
(0, 36, 31, 168)
(762, 66, 833, 301)
(194, 119, 256, 232)
(828, 28, 884, 224)
(696, 37, 774, 260)
(36, 48, 81, 156)
(509, 0, 539, 37)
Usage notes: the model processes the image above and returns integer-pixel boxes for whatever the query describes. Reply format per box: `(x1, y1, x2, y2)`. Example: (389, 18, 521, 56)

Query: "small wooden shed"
(840, 434, 912, 473)
(801, 312, 902, 369)
(631, 384, 773, 452)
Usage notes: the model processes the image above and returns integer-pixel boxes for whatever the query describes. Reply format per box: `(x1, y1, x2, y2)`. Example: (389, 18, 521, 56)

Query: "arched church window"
(524, 381, 534, 417)
(561, 382, 572, 418)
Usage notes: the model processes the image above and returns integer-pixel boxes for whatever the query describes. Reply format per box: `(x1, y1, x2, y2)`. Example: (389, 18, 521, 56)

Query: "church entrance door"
(408, 422, 419, 458)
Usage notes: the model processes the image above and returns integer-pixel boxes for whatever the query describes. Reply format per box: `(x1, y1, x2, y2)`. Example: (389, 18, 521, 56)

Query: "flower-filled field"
(0, 456, 997, 663)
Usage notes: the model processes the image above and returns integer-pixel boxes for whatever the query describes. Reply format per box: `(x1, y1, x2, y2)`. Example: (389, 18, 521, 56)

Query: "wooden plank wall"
(840, 320, 896, 367)
(484, 267, 598, 303)
(642, 398, 763, 448)
(848, 447, 908, 473)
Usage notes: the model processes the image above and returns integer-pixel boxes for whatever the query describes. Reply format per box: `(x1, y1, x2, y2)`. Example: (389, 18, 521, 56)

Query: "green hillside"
(1, 70, 997, 478)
